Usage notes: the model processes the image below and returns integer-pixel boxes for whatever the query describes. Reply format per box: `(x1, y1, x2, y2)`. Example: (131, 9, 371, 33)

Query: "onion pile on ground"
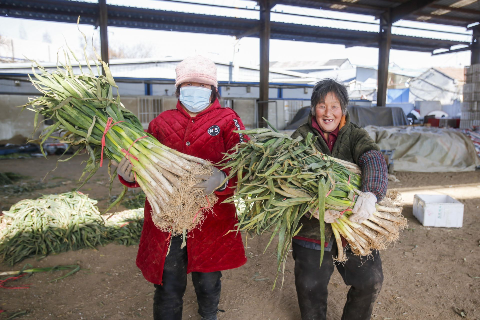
(0, 192, 145, 265)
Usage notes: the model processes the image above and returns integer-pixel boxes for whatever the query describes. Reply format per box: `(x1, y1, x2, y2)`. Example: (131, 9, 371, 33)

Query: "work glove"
(309, 209, 342, 223)
(194, 167, 227, 196)
(350, 191, 377, 223)
(112, 157, 135, 183)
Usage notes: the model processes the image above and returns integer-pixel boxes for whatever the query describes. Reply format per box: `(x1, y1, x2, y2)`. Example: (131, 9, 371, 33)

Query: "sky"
(0, 0, 474, 70)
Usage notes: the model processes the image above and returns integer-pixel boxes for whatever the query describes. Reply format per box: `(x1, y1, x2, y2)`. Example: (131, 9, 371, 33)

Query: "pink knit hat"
(175, 55, 217, 88)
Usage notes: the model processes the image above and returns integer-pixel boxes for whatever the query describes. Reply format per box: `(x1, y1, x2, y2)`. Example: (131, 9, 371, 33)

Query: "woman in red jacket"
(115, 55, 247, 320)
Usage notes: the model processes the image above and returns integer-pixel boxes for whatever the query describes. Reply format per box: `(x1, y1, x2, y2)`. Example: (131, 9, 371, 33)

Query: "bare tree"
(108, 43, 154, 60)
(84, 42, 154, 61)
(0, 35, 14, 62)
(0, 35, 8, 46)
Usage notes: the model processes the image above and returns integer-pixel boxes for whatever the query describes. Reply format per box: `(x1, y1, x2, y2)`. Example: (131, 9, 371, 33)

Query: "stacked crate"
(462, 65, 480, 129)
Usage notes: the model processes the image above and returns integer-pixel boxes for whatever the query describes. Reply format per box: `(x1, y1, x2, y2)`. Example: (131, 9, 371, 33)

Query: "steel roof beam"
(431, 46, 471, 56)
(409, 12, 478, 27)
(472, 25, 480, 65)
(99, 0, 109, 66)
(383, 0, 480, 16)
(235, 26, 260, 39)
(377, 11, 391, 107)
(258, 0, 273, 128)
(390, 0, 439, 23)
(275, 0, 477, 27)
(428, 4, 480, 16)
(0, 0, 469, 52)
(276, 0, 385, 13)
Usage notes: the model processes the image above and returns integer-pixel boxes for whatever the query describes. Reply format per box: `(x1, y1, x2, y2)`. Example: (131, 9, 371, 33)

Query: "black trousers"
(292, 241, 384, 320)
(153, 236, 221, 320)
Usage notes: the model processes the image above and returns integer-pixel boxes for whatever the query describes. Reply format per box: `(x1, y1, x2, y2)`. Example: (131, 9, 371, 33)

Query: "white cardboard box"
(413, 194, 464, 228)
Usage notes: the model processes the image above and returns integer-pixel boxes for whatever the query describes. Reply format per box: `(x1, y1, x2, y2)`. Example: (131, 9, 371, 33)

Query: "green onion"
(0, 192, 145, 265)
(222, 126, 407, 281)
(23, 38, 217, 235)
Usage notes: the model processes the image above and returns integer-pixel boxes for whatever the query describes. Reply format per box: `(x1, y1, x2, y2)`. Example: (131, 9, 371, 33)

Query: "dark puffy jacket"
(291, 113, 379, 242)
(120, 99, 247, 284)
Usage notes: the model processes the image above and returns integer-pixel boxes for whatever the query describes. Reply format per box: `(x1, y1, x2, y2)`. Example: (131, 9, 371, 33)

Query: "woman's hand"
(112, 158, 135, 182)
(349, 191, 377, 223)
(194, 167, 227, 196)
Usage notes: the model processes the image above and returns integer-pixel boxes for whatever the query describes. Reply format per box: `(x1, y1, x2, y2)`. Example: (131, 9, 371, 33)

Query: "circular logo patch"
(208, 125, 220, 136)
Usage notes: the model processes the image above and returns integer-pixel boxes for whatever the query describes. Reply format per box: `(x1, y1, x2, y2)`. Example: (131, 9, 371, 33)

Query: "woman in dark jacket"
(291, 79, 388, 320)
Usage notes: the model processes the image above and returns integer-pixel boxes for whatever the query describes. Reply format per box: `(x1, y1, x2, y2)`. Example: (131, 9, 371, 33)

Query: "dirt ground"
(1, 154, 479, 320)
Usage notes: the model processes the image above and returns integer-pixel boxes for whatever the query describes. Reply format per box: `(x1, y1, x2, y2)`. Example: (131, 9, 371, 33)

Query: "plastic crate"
(413, 194, 464, 228)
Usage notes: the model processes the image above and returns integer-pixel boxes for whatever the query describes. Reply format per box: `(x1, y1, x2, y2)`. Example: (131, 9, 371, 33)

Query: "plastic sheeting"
(284, 107, 310, 130)
(349, 106, 409, 127)
(364, 126, 480, 172)
(387, 88, 410, 103)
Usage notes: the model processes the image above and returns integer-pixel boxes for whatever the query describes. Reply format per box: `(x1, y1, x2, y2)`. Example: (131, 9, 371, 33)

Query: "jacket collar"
(176, 99, 222, 118)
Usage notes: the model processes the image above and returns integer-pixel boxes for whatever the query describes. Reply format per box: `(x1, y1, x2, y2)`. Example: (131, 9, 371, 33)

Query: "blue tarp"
(0, 144, 39, 156)
(387, 88, 410, 103)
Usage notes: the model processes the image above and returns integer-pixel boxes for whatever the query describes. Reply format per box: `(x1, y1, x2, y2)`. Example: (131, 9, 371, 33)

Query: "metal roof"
(0, 59, 316, 84)
(0, 0, 472, 53)
(270, 60, 349, 70)
(276, 0, 480, 28)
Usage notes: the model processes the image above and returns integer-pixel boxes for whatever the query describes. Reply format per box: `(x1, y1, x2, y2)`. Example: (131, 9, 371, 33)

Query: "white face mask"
(179, 86, 212, 113)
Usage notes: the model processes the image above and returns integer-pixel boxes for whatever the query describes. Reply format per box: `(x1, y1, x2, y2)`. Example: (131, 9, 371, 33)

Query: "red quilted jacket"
(119, 99, 247, 284)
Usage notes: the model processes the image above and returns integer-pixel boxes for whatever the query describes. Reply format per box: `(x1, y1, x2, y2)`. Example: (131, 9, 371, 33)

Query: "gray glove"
(112, 157, 135, 182)
(194, 167, 227, 196)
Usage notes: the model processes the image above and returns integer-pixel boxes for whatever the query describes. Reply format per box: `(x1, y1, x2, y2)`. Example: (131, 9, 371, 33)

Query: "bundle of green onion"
(23, 42, 216, 235)
(1, 192, 104, 265)
(223, 127, 406, 274)
(0, 192, 145, 265)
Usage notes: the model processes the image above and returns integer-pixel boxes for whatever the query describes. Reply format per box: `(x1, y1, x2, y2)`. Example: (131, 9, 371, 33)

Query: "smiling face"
(314, 92, 343, 133)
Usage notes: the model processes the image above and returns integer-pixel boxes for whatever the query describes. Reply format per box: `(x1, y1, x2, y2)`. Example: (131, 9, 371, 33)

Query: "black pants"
(292, 241, 384, 320)
(153, 236, 221, 320)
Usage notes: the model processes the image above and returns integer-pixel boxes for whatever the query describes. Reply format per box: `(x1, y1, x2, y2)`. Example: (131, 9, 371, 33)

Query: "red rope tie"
(325, 187, 333, 198)
(0, 273, 30, 290)
(347, 175, 351, 185)
(100, 117, 124, 167)
(121, 135, 148, 164)
(339, 208, 352, 216)
(350, 194, 358, 208)
(120, 152, 139, 162)
(119, 221, 133, 228)
(192, 196, 212, 224)
(166, 232, 172, 247)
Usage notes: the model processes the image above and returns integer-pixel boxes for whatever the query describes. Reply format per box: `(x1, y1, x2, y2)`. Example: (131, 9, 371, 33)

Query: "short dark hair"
(310, 79, 349, 116)
(175, 85, 220, 104)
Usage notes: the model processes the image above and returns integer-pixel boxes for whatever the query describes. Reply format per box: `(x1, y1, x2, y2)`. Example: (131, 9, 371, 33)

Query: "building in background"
(409, 68, 464, 105)
(0, 57, 468, 144)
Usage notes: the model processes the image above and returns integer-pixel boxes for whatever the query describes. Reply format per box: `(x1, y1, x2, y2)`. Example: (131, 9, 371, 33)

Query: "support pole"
(258, 0, 271, 128)
(376, 11, 391, 107)
(471, 25, 480, 65)
(99, 0, 109, 65)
